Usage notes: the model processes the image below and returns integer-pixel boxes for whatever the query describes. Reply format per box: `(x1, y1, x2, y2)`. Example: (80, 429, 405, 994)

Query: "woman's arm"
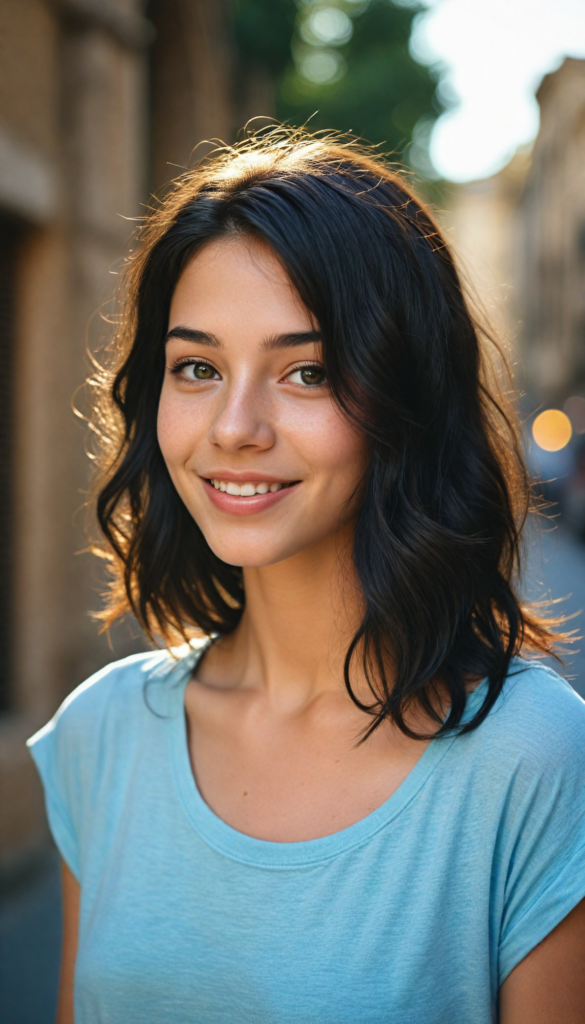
(500, 897, 585, 1023)
(57, 860, 80, 1024)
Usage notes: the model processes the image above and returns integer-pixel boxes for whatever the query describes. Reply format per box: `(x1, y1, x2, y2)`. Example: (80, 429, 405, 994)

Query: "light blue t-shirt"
(28, 647, 585, 1024)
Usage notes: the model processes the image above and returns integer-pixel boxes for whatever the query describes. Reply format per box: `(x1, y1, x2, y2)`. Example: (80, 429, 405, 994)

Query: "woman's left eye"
(285, 365, 327, 387)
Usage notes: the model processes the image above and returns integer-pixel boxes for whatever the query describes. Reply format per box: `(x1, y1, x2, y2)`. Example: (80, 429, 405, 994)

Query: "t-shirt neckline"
(167, 644, 488, 869)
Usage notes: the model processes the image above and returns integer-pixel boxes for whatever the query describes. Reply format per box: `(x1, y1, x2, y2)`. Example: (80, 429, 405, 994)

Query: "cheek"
(294, 404, 367, 483)
(156, 389, 202, 468)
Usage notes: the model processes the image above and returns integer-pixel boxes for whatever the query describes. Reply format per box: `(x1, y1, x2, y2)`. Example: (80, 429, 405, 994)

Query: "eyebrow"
(261, 330, 322, 351)
(165, 326, 322, 351)
(165, 327, 221, 347)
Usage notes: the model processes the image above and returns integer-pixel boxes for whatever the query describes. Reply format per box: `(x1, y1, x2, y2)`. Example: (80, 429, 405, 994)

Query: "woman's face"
(158, 236, 367, 568)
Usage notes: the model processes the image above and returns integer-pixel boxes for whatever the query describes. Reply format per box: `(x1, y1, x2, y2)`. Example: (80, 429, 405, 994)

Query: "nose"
(208, 373, 276, 453)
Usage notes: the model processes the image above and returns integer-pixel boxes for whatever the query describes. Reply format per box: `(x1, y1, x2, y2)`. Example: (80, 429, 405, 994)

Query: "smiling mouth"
(206, 479, 298, 497)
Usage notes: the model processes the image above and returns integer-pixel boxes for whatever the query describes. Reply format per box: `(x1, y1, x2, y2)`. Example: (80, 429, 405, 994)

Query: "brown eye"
(176, 361, 219, 381)
(192, 363, 216, 380)
(287, 365, 327, 387)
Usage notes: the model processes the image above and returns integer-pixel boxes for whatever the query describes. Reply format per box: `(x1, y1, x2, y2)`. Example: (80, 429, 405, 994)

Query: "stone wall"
(0, 0, 235, 871)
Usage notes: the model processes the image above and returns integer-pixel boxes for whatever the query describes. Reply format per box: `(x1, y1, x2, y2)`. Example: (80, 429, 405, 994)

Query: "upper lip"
(200, 470, 299, 484)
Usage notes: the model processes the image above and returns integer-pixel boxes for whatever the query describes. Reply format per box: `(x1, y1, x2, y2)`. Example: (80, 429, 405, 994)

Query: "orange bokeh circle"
(532, 409, 572, 452)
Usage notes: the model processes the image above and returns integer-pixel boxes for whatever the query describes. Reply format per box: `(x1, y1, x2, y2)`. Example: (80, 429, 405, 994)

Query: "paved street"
(0, 851, 61, 1024)
(1, 523, 584, 1024)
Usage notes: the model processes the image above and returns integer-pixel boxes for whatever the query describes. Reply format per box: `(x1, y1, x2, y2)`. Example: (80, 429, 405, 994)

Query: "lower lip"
(201, 479, 298, 516)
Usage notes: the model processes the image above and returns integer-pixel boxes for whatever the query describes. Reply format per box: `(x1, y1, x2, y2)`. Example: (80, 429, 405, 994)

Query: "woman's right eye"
(173, 361, 220, 381)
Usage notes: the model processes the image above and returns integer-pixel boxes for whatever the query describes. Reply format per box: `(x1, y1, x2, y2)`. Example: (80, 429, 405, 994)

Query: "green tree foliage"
(233, 0, 441, 164)
(234, 0, 298, 80)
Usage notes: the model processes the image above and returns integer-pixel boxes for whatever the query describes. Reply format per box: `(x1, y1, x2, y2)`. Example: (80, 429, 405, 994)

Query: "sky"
(403, 0, 585, 182)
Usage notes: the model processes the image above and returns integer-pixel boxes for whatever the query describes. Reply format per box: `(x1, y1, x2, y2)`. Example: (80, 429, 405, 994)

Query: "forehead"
(168, 236, 313, 335)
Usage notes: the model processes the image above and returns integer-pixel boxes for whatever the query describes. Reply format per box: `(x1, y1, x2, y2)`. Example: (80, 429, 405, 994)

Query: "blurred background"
(0, 0, 585, 1019)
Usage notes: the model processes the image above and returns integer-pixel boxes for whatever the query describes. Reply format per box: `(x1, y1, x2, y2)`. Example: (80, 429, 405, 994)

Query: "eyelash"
(169, 358, 220, 381)
(168, 358, 328, 389)
(284, 362, 328, 389)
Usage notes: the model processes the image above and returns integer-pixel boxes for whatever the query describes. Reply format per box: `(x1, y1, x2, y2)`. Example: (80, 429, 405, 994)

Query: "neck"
(217, 522, 363, 710)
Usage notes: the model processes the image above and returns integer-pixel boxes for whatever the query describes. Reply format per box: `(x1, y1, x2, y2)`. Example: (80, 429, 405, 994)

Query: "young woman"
(29, 134, 585, 1023)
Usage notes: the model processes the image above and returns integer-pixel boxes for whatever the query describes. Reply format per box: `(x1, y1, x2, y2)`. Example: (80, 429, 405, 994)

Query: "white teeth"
(210, 479, 287, 496)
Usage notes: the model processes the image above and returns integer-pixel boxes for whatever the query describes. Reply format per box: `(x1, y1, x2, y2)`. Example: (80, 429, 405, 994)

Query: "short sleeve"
(26, 650, 170, 883)
(28, 714, 82, 880)
(25, 662, 121, 882)
(497, 668, 585, 983)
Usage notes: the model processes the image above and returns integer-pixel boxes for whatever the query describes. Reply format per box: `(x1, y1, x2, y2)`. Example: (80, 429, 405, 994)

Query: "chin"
(202, 528, 317, 570)
(208, 542, 300, 569)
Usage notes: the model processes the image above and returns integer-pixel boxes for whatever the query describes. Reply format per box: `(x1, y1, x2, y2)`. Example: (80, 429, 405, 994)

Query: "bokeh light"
(532, 409, 573, 451)
(300, 7, 353, 47)
(298, 48, 345, 84)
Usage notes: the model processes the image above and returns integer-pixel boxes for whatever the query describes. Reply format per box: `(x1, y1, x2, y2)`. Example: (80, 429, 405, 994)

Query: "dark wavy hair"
(92, 130, 558, 738)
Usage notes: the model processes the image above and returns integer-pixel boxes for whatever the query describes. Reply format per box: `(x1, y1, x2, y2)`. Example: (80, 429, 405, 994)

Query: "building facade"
(0, 0, 233, 872)
(440, 58, 585, 412)
(440, 152, 528, 352)
(520, 57, 585, 401)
